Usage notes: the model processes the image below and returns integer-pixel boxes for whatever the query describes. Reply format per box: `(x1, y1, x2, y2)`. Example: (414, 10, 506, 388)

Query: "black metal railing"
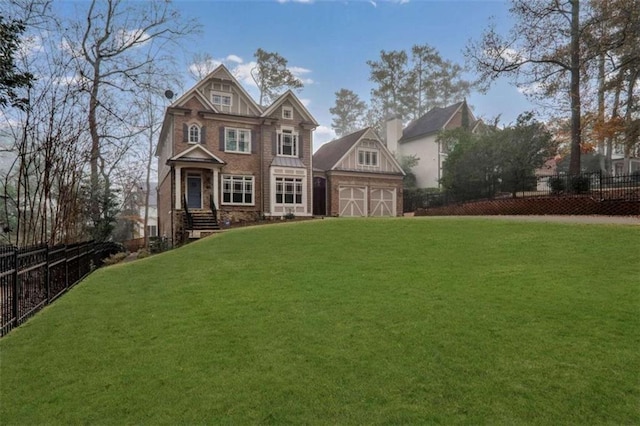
(182, 195, 193, 230)
(0, 241, 119, 337)
(210, 193, 218, 223)
(406, 172, 640, 212)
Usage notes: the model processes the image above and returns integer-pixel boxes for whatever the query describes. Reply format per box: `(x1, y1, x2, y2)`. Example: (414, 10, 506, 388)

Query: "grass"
(1, 218, 638, 424)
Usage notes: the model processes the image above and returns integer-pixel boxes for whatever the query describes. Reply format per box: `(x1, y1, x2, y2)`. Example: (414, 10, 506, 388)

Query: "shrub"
(102, 252, 128, 266)
(284, 212, 295, 220)
(548, 176, 565, 194)
(137, 249, 150, 259)
(569, 175, 591, 193)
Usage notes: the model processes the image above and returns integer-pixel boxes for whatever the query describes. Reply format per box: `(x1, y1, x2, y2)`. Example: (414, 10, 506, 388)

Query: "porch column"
(174, 165, 182, 209)
(212, 168, 219, 209)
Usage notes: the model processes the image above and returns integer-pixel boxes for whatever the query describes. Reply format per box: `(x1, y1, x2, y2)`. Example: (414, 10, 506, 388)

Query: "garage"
(370, 188, 396, 216)
(339, 186, 367, 216)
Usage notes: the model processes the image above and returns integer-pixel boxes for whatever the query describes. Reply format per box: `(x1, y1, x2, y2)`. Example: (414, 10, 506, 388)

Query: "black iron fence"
(0, 241, 118, 337)
(405, 172, 640, 212)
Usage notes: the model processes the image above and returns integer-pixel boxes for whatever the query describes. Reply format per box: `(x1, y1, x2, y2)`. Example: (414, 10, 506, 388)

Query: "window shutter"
(200, 126, 206, 144)
(219, 127, 225, 151)
(183, 124, 188, 142)
(251, 130, 257, 154)
(298, 133, 303, 159)
(272, 131, 278, 155)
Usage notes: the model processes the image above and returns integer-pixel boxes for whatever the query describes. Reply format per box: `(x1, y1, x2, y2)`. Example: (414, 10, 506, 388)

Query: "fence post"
(45, 244, 50, 303)
(12, 247, 18, 329)
(64, 245, 69, 289)
(599, 170, 603, 200)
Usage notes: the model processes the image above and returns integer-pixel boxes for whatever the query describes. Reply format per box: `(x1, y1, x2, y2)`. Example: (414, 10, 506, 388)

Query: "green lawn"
(1, 218, 639, 425)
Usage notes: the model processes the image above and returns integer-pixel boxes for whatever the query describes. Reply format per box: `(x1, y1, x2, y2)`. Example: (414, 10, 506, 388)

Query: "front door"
(187, 174, 202, 209)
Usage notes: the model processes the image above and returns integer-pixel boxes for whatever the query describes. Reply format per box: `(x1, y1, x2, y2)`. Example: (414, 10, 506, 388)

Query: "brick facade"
(156, 65, 318, 243)
(326, 172, 404, 217)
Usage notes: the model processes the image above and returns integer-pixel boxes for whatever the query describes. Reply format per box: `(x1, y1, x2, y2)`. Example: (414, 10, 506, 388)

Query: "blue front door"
(187, 175, 202, 209)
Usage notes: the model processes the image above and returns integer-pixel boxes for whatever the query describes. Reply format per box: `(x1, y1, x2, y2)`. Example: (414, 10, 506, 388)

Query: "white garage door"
(370, 188, 396, 216)
(339, 186, 367, 217)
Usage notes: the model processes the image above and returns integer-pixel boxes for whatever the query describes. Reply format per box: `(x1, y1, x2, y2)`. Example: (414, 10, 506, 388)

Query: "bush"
(102, 252, 128, 266)
(284, 212, 295, 220)
(137, 249, 150, 259)
(569, 176, 591, 193)
(548, 176, 565, 194)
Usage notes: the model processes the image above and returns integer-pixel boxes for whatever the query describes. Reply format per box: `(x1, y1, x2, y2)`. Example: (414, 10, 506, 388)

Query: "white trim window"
(222, 175, 254, 205)
(275, 177, 303, 205)
(277, 128, 298, 157)
(225, 128, 251, 153)
(282, 106, 293, 120)
(358, 149, 378, 167)
(188, 124, 200, 144)
(212, 91, 232, 107)
(147, 225, 158, 237)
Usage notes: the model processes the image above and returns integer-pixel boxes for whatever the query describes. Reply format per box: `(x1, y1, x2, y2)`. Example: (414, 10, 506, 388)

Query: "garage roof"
(313, 128, 369, 171)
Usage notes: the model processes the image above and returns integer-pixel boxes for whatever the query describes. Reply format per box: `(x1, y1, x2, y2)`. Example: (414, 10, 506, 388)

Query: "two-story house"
(156, 65, 318, 243)
(386, 101, 482, 189)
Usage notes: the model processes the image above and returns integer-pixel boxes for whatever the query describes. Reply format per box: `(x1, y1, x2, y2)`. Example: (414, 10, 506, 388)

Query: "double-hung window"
(225, 128, 251, 153)
(275, 177, 303, 205)
(277, 129, 298, 157)
(222, 175, 254, 205)
(282, 107, 293, 120)
(358, 149, 378, 167)
(188, 124, 200, 143)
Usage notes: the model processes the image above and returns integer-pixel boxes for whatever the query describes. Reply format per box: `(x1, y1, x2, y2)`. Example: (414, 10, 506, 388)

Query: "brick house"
(386, 100, 483, 189)
(313, 128, 405, 217)
(156, 65, 318, 243)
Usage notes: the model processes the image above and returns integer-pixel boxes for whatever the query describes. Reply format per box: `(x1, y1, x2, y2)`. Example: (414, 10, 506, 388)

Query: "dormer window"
(282, 106, 293, 120)
(188, 124, 200, 143)
(212, 91, 232, 107)
(277, 128, 298, 157)
(358, 149, 378, 167)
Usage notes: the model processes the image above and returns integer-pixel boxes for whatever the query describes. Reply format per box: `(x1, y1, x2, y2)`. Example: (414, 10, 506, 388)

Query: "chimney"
(385, 115, 403, 154)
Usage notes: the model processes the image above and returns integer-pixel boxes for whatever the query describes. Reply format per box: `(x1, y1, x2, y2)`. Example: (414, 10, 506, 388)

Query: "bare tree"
(63, 0, 198, 240)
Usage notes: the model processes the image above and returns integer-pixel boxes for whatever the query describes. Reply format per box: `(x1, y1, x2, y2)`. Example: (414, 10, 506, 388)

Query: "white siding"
(398, 134, 441, 188)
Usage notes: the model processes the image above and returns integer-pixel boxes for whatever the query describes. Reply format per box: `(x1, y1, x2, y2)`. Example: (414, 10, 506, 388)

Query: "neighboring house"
(156, 65, 318, 242)
(386, 101, 482, 189)
(133, 182, 158, 239)
(611, 144, 640, 175)
(313, 127, 405, 217)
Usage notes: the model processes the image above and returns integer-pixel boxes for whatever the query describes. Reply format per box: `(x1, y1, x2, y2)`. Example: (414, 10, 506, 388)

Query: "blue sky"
(83, 0, 538, 151)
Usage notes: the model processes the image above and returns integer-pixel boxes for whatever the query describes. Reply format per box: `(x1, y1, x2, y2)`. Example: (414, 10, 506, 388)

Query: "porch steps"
(184, 210, 221, 235)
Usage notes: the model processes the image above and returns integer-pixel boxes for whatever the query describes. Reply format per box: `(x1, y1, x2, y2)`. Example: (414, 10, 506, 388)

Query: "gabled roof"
(313, 128, 370, 171)
(171, 64, 262, 114)
(400, 101, 474, 142)
(169, 144, 225, 164)
(261, 90, 319, 127)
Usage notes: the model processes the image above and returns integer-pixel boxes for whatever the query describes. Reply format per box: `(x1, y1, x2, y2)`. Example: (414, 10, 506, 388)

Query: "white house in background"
(133, 182, 158, 238)
(386, 101, 483, 189)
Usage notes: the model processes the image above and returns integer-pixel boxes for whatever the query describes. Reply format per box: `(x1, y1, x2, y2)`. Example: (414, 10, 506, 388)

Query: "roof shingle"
(313, 128, 369, 171)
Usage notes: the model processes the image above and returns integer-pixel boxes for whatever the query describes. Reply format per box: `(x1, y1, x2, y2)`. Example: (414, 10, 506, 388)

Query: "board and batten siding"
(335, 139, 401, 174)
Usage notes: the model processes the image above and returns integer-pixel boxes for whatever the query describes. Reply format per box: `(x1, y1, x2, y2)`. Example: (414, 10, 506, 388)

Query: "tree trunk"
(568, 0, 582, 176)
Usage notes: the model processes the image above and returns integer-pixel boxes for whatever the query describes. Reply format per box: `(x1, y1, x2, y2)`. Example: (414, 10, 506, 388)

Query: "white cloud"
(277, 0, 314, 3)
(290, 66, 314, 85)
(299, 98, 311, 107)
(517, 82, 543, 96)
(226, 54, 243, 63)
(369, 1, 377, 7)
(313, 125, 336, 152)
(232, 61, 258, 88)
(117, 28, 151, 47)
